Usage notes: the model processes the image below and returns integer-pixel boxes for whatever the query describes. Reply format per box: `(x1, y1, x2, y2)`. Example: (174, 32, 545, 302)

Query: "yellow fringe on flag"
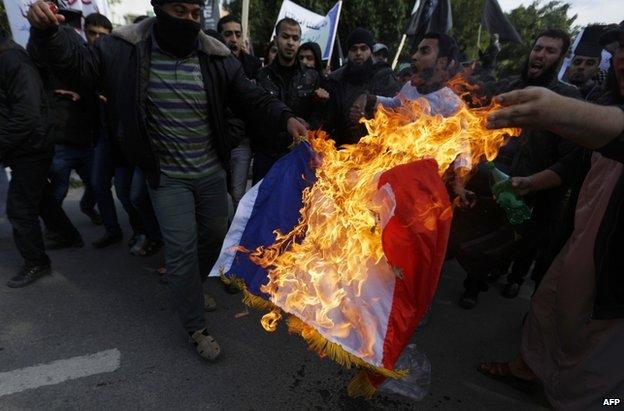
(219, 267, 407, 396)
(347, 370, 377, 399)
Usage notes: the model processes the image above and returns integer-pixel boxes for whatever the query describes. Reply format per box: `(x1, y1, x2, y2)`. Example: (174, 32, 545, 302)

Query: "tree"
(451, 0, 577, 76)
(225, 0, 413, 58)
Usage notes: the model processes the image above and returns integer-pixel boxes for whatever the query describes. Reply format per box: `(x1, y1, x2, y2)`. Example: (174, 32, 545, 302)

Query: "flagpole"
(392, 34, 407, 70)
(242, 0, 250, 42)
(477, 23, 482, 51)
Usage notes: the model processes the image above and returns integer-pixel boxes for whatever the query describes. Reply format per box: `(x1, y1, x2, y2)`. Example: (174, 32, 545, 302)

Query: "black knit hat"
(346, 27, 374, 51)
(151, 0, 205, 5)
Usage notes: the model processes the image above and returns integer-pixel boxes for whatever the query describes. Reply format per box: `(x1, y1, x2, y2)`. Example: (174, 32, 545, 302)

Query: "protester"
(26, 0, 306, 361)
(372, 43, 389, 65)
(459, 29, 583, 307)
(217, 15, 259, 211)
(479, 22, 624, 408)
(323, 27, 399, 146)
(297, 41, 323, 73)
(0, 27, 54, 288)
(84, 13, 111, 46)
(217, 15, 261, 80)
(565, 45, 603, 101)
(264, 40, 278, 66)
(253, 18, 321, 183)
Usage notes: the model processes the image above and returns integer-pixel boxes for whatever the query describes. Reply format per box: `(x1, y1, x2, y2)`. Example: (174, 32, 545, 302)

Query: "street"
(0, 188, 549, 410)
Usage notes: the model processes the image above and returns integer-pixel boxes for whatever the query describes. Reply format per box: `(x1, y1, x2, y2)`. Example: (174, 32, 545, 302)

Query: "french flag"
(209, 142, 452, 385)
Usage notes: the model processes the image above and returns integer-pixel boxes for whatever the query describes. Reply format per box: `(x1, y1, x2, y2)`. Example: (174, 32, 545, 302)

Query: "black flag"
(406, 0, 452, 45)
(482, 0, 523, 44)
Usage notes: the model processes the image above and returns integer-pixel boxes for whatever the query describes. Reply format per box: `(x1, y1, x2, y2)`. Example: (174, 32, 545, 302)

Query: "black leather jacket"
(0, 37, 52, 164)
(28, 19, 293, 188)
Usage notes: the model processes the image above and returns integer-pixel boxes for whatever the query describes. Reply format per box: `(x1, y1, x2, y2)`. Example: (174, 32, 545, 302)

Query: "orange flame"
(250, 92, 518, 363)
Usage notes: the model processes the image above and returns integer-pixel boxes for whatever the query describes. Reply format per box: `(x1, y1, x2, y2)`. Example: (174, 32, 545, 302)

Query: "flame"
(250, 90, 518, 363)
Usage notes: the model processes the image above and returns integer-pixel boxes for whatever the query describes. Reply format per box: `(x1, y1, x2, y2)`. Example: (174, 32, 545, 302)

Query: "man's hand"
(349, 93, 368, 124)
(510, 176, 534, 196)
(54, 89, 81, 102)
(27, 1, 65, 30)
(486, 87, 562, 130)
(314, 88, 330, 103)
(286, 117, 308, 148)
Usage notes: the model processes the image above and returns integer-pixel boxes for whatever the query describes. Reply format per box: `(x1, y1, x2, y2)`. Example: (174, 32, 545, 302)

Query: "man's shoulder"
(329, 65, 347, 81)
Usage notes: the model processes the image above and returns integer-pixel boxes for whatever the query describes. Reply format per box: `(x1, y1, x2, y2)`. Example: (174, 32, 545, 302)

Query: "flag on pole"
(481, 0, 523, 44)
(405, 0, 452, 49)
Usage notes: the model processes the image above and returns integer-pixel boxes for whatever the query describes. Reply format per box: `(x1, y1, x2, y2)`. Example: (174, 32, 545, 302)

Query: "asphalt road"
(0, 188, 550, 410)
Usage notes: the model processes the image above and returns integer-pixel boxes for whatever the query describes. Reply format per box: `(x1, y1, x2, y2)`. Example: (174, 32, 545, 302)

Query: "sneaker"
(47, 236, 84, 250)
(7, 264, 51, 288)
(81, 208, 103, 226)
(92, 233, 123, 249)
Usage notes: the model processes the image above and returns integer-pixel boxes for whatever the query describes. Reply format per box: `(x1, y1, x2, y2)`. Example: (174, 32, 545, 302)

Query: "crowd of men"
(1, 0, 623, 408)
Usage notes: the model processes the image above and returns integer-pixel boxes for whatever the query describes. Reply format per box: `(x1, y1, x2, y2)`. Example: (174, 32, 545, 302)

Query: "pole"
(392, 34, 407, 70)
(242, 0, 250, 42)
(477, 23, 482, 51)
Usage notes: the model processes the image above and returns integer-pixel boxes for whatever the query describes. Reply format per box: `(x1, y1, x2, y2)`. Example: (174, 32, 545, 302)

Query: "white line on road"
(0, 349, 121, 397)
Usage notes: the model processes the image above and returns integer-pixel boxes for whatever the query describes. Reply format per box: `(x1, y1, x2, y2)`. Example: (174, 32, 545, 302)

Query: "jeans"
(148, 169, 229, 333)
(91, 133, 142, 236)
(49, 144, 96, 212)
(229, 140, 252, 207)
(6, 158, 52, 267)
(131, 168, 161, 241)
(0, 167, 8, 218)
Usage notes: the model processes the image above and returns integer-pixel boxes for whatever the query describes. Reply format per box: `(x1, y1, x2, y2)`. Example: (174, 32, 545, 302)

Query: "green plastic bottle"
(486, 161, 532, 225)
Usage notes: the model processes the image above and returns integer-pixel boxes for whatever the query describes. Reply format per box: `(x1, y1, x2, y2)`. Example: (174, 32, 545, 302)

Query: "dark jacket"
(28, 27, 97, 148)
(593, 98, 624, 319)
(324, 61, 399, 146)
(0, 36, 52, 164)
(255, 60, 320, 156)
(238, 51, 261, 80)
(28, 18, 293, 187)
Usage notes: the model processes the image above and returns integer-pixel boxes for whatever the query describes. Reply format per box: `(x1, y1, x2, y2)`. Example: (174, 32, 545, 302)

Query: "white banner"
(272, 0, 342, 61)
(5, 0, 111, 47)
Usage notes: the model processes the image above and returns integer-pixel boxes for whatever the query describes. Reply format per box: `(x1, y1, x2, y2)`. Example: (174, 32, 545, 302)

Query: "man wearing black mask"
(459, 29, 583, 308)
(323, 28, 399, 146)
(26, 0, 307, 361)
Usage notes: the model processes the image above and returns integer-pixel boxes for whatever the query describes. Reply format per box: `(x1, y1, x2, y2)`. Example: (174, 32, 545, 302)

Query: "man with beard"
(322, 28, 399, 146)
(459, 29, 583, 307)
(252, 18, 321, 183)
(26, 0, 306, 361)
(217, 15, 261, 80)
(565, 45, 603, 100)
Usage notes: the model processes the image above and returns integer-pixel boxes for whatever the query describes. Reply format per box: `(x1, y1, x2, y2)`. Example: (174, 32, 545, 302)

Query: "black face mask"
(154, 7, 201, 58)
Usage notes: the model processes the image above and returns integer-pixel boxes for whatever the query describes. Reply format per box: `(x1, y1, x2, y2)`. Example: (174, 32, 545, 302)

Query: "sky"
(498, 0, 624, 27)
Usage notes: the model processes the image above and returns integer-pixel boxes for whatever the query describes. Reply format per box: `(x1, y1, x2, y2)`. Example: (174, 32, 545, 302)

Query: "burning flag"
(210, 96, 518, 398)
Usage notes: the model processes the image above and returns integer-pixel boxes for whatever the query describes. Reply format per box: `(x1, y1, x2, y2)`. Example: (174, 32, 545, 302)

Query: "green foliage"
(225, 0, 413, 58)
(452, 0, 577, 76)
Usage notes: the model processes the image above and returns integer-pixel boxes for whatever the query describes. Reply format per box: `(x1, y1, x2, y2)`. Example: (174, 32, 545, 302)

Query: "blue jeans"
(49, 144, 96, 212)
(92, 133, 142, 236)
(131, 168, 161, 241)
(229, 139, 252, 207)
(148, 170, 228, 333)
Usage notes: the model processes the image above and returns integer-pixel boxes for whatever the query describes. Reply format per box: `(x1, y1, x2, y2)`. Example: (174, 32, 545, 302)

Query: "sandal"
(191, 329, 221, 361)
(204, 294, 217, 312)
(139, 239, 163, 257)
(478, 362, 538, 393)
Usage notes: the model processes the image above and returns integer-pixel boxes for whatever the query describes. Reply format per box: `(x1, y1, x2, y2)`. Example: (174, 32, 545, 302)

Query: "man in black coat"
(0, 28, 53, 288)
(253, 18, 322, 182)
(323, 28, 399, 146)
(26, 0, 307, 360)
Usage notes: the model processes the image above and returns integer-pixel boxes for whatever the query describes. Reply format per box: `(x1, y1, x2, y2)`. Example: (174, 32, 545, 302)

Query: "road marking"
(0, 349, 121, 397)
